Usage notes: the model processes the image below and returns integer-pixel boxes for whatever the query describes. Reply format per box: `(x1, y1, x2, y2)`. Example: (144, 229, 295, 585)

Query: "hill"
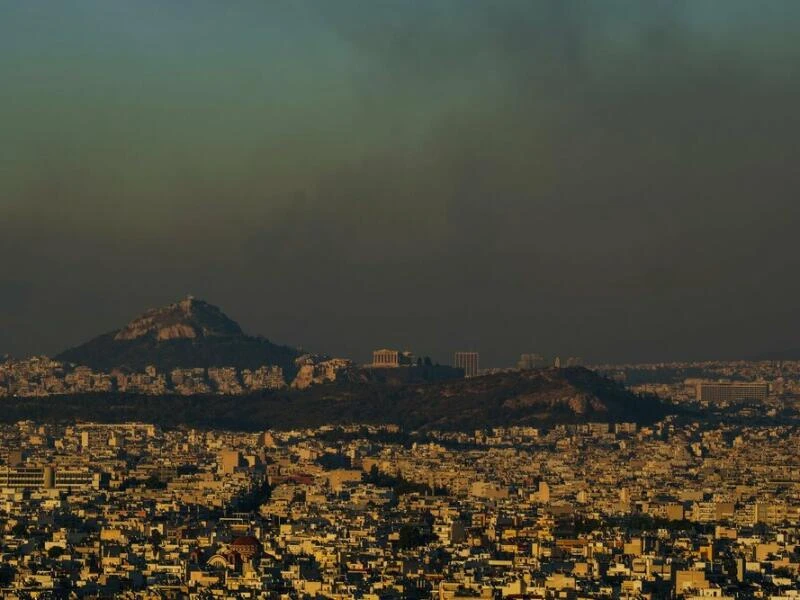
(0, 367, 672, 431)
(326, 366, 671, 431)
(56, 297, 302, 376)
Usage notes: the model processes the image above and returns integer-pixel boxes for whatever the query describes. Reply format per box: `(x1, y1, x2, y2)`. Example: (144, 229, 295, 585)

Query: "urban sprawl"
(1, 356, 800, 598)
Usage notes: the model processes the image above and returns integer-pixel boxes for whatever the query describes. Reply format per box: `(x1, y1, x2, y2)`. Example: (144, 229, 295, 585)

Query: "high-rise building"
(454, 352, 479, 378)
(696, 382, 769, 404)
(538, 481, 550, 503)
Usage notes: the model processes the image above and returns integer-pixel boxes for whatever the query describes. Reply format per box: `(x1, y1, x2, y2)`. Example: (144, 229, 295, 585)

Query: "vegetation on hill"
(56, 333, 301, 375)
(0, 368, 671, 431)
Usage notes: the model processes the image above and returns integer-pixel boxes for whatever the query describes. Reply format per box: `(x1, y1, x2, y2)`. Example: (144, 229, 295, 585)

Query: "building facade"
(518, 353, 545, 370)
(454, 352, 479, 378)
(697, 382, 769, 404)
(371, 350, 415, 368)
(372, 349, 399, 367)
(0, 466, 101, 490)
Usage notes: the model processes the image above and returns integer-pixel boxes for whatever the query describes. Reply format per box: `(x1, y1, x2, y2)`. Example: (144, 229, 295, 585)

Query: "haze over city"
(5, 3, 800, 599)
(3, 1, 800, 365)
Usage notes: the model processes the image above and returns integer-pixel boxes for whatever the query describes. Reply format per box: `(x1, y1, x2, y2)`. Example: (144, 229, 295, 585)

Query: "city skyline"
(0, 292, 796, 368)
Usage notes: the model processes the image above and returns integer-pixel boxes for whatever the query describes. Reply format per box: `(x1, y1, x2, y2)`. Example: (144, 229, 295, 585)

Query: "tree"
(398, 525, 424, 549)
(148, 530, 162, 547)
(47, 546, 65, 559)
(397, 525, 436, 550)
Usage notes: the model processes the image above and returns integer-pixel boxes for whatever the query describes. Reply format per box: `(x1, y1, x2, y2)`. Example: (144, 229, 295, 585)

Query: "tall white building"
(454, 352, 479, 378)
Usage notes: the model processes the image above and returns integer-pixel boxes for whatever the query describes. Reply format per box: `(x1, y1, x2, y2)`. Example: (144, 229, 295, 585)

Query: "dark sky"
(2, 1, 800, 366)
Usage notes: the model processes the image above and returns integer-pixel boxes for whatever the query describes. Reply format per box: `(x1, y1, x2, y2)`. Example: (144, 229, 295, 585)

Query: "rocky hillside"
(56, 297, 302, 376)
(113, 297, 243, 341)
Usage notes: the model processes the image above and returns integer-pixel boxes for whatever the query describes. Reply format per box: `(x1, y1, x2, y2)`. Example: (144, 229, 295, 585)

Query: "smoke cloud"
(2, 1, 799, 364)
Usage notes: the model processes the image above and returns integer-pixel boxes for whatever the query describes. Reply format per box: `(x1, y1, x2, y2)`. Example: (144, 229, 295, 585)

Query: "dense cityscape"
(2, 300, 800, 597)
(1, 417, 800, 598)
(4, 1, 800, 598)
(2, 345, 800, 598)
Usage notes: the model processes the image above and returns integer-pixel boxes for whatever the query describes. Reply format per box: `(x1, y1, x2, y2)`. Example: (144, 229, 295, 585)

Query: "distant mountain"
(56, 297, 302, 375)
(0, 367, 673, 431)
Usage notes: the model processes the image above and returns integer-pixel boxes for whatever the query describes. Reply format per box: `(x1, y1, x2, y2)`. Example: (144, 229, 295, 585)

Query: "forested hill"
(0, 367, 671, 431)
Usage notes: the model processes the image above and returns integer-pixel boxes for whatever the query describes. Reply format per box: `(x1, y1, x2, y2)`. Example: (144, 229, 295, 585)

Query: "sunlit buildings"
(371, 349, 415, 367)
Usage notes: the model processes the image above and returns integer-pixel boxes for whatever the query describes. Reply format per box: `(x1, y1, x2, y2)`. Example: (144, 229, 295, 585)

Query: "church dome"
(230, 536, 262, 559)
